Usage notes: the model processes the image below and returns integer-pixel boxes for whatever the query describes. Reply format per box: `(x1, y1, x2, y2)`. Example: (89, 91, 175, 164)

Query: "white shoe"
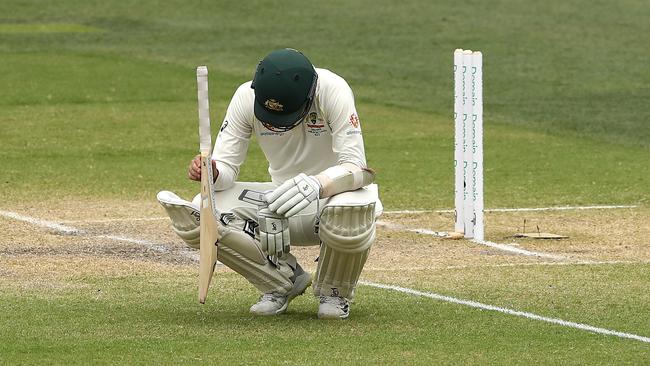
(156, 191, 201, 248)
(250, 265, 312, 316)
(249, 293, 289, 315)
(318, 296, 350, 319)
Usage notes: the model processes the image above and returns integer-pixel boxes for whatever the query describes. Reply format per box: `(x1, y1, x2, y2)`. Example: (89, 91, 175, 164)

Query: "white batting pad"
(157, 191, 201, 248)
(216, 227, 295, 295)
(314, 188, 377, 299)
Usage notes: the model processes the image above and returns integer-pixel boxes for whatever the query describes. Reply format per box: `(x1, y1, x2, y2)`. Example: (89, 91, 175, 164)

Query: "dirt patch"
(1, 200, 648, 283)
(366, 227, 540, 271)
(0, 255, 195, 295)
(380, 205, 650, 263)
(1, 198, 166, 223)
(0, 219, 196, 266)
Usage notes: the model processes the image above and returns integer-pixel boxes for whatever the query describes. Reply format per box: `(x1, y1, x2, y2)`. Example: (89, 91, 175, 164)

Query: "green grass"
(0, 0, 648, 207)
(1, 0, 648, 146)
(0, 52, 648, 207)
(2, 270, 648, 365)
(369, 263, 650, 334)
(1, 78, 647, 207)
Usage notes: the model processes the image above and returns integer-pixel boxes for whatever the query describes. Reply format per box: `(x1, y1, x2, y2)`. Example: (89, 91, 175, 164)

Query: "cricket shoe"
(156, 190, 201, 249)
(318, 295, 350, 320)
(250, 264, 312, 316)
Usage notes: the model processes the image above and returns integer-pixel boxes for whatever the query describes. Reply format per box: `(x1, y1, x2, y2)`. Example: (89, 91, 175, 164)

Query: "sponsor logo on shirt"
(260, 131, 284, 136)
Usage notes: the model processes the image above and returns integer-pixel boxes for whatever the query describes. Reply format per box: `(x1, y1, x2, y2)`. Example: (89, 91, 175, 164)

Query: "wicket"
(454, 49, 484, 241)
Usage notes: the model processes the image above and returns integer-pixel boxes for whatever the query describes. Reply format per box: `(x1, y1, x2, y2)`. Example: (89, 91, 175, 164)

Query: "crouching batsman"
(157, 48, 382, 319)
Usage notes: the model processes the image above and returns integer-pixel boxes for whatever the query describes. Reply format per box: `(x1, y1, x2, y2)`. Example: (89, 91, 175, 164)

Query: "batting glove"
(258, 206, 290, 258)
(265, 173, 321, 217)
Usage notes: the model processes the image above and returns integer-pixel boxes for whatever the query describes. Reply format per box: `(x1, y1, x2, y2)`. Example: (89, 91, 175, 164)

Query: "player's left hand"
(265, 173, 321, 217)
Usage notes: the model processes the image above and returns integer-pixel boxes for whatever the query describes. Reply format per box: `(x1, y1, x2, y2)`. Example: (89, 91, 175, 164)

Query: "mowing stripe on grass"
(360, 280, 650, 344)
(384, 204, 637, 215)
(0, 23, 104, 33)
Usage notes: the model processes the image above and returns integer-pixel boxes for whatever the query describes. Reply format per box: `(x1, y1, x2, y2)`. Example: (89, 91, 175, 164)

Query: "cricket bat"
(197, 66, 220, 304)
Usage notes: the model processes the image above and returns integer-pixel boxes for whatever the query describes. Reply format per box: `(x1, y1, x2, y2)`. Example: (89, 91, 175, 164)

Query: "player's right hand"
(188, 155, 202, 181)
(258, 206, 290, 258)
(188, 155, 217, 182)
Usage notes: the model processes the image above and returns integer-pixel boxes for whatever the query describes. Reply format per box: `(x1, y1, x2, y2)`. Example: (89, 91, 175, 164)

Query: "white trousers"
(193, 182, 382, 247)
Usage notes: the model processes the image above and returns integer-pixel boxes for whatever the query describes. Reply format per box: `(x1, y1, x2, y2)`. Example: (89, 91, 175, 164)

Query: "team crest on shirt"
(306, 112, 328, 136)
(349, 113, 360, 128)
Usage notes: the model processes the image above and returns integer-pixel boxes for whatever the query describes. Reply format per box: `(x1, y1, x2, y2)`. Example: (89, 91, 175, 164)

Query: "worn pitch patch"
(382, 205, 650, 263)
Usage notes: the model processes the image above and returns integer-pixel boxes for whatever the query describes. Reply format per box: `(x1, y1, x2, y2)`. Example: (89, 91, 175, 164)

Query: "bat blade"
(196, 65, 220, 304)
(198, 153, 219, 304)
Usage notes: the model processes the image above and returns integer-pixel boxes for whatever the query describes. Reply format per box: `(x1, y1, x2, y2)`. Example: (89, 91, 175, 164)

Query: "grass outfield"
(1, 0, 649, 364)
(2, 270, 650, 364)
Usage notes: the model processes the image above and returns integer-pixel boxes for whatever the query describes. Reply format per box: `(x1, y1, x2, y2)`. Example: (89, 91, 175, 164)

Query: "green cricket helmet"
(251, 48, 318, 131)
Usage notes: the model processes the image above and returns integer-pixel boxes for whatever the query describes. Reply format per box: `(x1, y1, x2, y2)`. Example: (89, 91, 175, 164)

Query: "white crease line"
(472, 239, 568, 260)
(367, 260, 648, 271)
(0, 210, 80, 234)
(0, 210, 198, 262)
(384, 204, 637, 215)
(376, 221, 569, 260)
(485, 205, 638, 212)
(384, 210, 439, 214)
(360, 280, 650, 344)
(60, 217, 168, 224)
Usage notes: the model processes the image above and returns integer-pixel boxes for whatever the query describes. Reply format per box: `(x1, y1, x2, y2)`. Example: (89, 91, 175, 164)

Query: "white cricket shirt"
(212, 68, 367, 190)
